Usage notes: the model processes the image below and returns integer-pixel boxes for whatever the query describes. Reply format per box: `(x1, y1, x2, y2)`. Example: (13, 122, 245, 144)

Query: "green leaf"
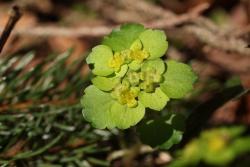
(92, 76, 120, 91)
(115, 64, 128, 78)
(141, 59, 165, 74)
(137, 113, 185, 149)
(86, 45, 114, 76)
(160, 114, 186, 149)
(160, 60, 197, 99)
(102, 24, 145, 52)
(128, 60, 141, 71)
(137, 118, 173, 147)
(160, 130, 183, 150)
(81, 85, 145, 129)
(81, 85, 115, 129)
(139, 29, 168, 59)
(109, 102, 145, 129)
(204, 148, 234, 166)
(91, 64, 128, 91)
(231, 137, 250, 155)
(139, 88, 169, 111)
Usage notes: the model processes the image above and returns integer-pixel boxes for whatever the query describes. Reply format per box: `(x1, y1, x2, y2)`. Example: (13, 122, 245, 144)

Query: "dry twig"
(0, 5, 22, 53)
(0, 3, 208, 37)
(0, 2, 249, 57)
(184, 25, 250, 56)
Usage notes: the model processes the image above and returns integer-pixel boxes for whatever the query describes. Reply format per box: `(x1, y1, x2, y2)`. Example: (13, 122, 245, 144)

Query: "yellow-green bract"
(169, 126, 250, 167)
(81, 23, 197, 129)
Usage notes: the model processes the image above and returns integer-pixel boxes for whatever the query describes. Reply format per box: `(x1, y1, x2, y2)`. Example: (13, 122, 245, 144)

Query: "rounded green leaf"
(139, 88, 169, 111)
(103, 24, 145, 52)
(92, 76, 120, 91)
(141, 59, 165, 74)
(81, 85, 145, 129)
(137, 113, 185, 149)
(81, 85, 115, 129)
(109, 102, 145, 129)
(139, 29, 168, 59)
(137, 119, 173, 147)
(86, 45, 114, 76)
(160, 60, 197, 99)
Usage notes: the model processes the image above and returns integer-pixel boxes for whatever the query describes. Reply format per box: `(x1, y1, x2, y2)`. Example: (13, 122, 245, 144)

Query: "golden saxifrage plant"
(81, 24, 197, 129)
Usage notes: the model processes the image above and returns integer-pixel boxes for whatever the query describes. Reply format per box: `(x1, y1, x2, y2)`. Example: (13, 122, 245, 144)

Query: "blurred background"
(0, 0, 250, 166)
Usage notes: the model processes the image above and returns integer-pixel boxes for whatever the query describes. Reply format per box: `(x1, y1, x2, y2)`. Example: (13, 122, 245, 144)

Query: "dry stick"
(184, 25, 250, 56)
(145, 3, 209, 29)
(0, 3, 208, 38)
(0, 3, 247, 55)
(0, 5, 22, 53)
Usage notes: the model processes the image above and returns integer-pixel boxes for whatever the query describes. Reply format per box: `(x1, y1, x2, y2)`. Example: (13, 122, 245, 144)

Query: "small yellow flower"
(112, 84, 139, 107)
(119, 90, 138, 107)
(130, 39, 142, 51)
(128, 39, 149, 62)
(108, 52, 125, 71)
(139, 82, 154, 92)
(127, 72, 140, 86)
(208, 136, 225, 152)
(129, 50, 149, 63)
